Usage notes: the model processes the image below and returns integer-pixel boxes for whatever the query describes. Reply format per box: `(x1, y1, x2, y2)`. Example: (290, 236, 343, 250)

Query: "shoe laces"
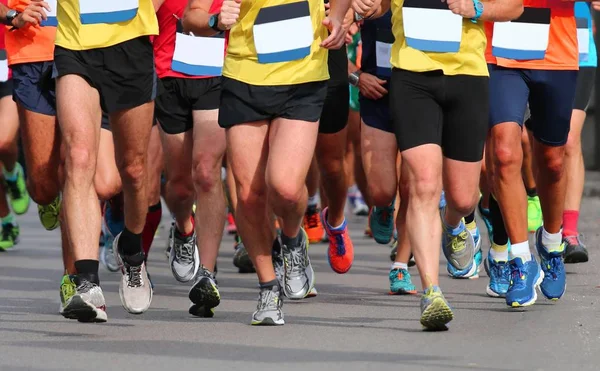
(391, 268, 410, 283)
(305, 208, 321, 229)
(126, 264, 143, 288)
(510, 265, 526, 289)
(565, 234, 584, 247)
(257, 288, 280, 311)
(544, 256, 564, 280)
(175, 238, 194, 264)
(77, 279, 96, 293)
(490, 260, 509, 283)
(1, 224, 15, 241)
(448, 230, 468, 254)
(285, 247, 307, 277)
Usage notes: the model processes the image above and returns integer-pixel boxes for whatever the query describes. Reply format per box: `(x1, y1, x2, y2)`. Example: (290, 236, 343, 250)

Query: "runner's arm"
(183, 0, 224, 36)
(0, 0, 50, 28)
(476, 0, 523, 22)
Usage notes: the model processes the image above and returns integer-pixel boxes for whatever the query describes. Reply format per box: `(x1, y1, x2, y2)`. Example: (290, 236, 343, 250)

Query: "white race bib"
(172, 32, 225, 77)
(576, 17, 590, 61)
(402, 0, 463, 53)
(253, 1, 313, 64)
(375, 28, 393, 77)
(0, 50, 8, 83)
(79, 0, 139, 25)
(41, 0, 58, 27)
(492, 8, 551, 60)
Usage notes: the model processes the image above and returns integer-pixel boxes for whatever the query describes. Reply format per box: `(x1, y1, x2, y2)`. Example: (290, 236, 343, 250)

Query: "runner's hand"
(346, 22, 359, 44)
(445, 0, 476, 18)
(219, 0, 241, 29)
(358, 73, 388, 100)
(352, 0, 379, 16)
(593, 0, 600, 11)
(321, 15, 345, 49)
(16, 0, 50, 27)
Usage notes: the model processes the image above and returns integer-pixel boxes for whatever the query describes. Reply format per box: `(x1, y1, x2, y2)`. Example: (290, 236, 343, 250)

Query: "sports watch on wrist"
(348, 71, 362, 87)
(4, 9, 19, 27)
(209, 13, 224, 33)
(471, 0, 484, 23)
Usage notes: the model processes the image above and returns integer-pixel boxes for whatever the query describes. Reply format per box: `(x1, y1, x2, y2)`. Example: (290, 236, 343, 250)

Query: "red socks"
(142, 202, 163, 258)
(562, 210, 579, 237)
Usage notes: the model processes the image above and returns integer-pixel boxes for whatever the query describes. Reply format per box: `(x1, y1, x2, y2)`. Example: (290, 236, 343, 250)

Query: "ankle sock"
(509, 241, 531, 262)
(541, 227, 563, 253)
(562, 210, 579, 237)
(142, 202, 162, 258)
(118, 227, 143, 256)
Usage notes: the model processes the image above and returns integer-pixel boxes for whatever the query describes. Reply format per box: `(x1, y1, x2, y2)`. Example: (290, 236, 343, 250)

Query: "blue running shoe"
(484, 251, 510, 297)
(505, 255, 544, 307)
(442, 219, 477, 278)
(370, 201, 395, 245)
(439, 190, 447, 210)
(470, 225, 482, 278)
(389, 268, 417, 295)
(477, 198, 493, 239)
(535, 227, 566, 300)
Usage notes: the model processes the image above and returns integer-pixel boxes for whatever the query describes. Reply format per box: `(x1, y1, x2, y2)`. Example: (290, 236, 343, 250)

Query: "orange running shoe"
(304, 205, 324, 243)
(226, 212, 237, 235)
(322, 207, 354, 274)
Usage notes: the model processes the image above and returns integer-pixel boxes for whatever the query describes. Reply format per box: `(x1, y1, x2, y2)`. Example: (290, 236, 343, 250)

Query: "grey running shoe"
(420, 285, 453, 331)
(113, 234, 153, 314)
(100, 223, 119, 272)
(251, 286, 284, 326)
(564, 234, 589, 264)
(273, 247, 285, 289)
(440, 214, 475, 273)
(62, 276, 107, 323)
(188, 266, 220, 318)
(233, 242, 255, 273)
(168, 223, 200, 282)
(282, 229, 314, 300)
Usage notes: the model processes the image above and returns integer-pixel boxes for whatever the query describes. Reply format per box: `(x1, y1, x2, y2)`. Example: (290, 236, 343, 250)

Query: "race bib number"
(79, 0, 139, 25)
(576, 17, 590, 62)
(402, 0, 463, 53)
(0, 50, 8, 83)
(253, 1, 313, 64)
(375, 27, 393, 77)
(172, 30, 225, 77)
(492, 7, 551, 60)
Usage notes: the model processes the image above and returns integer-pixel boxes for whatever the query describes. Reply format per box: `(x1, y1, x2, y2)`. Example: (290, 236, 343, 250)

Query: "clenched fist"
(219, 0, 241, 29)
(445, 0, 476, 19)
(352, 0, 380, 17)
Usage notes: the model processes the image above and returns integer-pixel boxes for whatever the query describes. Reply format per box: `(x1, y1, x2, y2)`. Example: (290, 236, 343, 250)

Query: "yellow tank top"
(55, 0, 158, 50)
(390, 0, 488, 76)
(223, 0, 329, 86)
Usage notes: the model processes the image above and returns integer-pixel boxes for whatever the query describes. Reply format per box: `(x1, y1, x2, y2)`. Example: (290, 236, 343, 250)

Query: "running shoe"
(563, 234, 589, 264)
(4, 163, 30, 215)
(59, 274, 77, 318)
(484, 250, 510, 298)
(38, 195, 61, 231)
(370, 201, 395, 244)
(389, 268, 417, 295)
(477, 197, 493, 239)
(251, 285, 284, 326)
(272, 244, 285, 289)
(281, 228, 314, 299)
(113, 233, 153, 314)
(61, 275, 107, 323)
(188, 266, 220, 318)
(0, 223, 19, 251)
(535, 227, 566, 300)
(439, 190, 447, 210)
(353, 194, 369, 216)
(305, 287, 318, 298)
(450, 224, 482, 279)
(100, 222, 119, 272)
(527, 195, 543, 233)
(103, 199, 125, 237)
(441, 217, 476, 278)
(226, 212, 237, 235)
(420, 285, 453, 331)
(165, 221, 175, 258)
(233, 242, 255, 273)
(322, 207, 354, 274)
(168, 223, 200, 283)
(303, 204, 325, 244)
(505, 255, 544, 307)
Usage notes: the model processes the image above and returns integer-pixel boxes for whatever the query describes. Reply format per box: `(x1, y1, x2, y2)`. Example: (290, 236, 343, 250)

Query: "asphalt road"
(0, 197, 599, 371)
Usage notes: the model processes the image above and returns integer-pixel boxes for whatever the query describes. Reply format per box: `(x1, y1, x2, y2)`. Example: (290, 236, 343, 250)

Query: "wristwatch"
(4, 9, 19, 27)
(471, 0, 484, 23)
(348, 71, 362, 87)
(209, 13, 224, 33)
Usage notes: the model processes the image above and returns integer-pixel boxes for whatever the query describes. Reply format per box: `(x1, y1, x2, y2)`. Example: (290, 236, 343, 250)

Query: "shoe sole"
(62, 295, 107, 323)
(389, 289, 418, 296)
(564, 249, 589, 264)
(509, 270, 545, 307)
(420, 297, 453, 331)
(251, 317, 285, 326)
(188, 277, 220, 318)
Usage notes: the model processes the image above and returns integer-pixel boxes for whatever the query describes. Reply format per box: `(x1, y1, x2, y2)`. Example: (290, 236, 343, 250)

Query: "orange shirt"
(485, 0, 577, 70)
(5, 0, 56, 66)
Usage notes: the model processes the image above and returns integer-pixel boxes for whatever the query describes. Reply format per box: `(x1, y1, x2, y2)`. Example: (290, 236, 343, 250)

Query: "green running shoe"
(59, 275, 77, 318)
(389, 268, 417, 295)
(38, 195, 61, 231)
(527, 195, 543, 233)
(370, 200, 395, 245)
(420, 285, 453, 331)
(0, 223, 19, 251)
(4, 163, 30, 215)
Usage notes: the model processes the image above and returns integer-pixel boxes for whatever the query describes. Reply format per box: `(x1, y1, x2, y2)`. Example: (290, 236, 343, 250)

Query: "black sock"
(74, 259, 100, 285)
(526, 188, 537, 198)
(281, 232, 301, 248)
(272, 237, 282, 254)
(464, 211, 476, 225)
(489, 195, 509, 245)
(118, 227, 143, 256)
(259, 279, 278, 290)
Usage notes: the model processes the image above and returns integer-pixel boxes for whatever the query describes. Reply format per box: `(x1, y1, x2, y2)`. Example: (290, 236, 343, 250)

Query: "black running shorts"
(573, 66, 595, 112)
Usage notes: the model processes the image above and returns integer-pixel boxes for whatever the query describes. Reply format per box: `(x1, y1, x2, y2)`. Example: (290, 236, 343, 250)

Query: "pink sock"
(562, 210, 579, 237)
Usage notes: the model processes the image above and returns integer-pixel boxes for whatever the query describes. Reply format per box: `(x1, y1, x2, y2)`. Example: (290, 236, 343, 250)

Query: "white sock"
(541, 227, 563, 253)
(489, 243, 509, 262)
(509, 241, 531, 262)
(308, 194, 320, 207)
(391, 262, 408, 271)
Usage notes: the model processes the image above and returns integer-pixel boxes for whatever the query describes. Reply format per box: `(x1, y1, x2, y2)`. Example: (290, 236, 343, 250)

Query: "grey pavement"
(1, 194, 600, 371)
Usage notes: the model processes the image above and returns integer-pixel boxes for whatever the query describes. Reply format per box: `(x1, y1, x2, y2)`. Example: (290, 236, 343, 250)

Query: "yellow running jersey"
(223, 0, 329, 86)
(55, 0, 158, 50)
(390, 0, 488, 76)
